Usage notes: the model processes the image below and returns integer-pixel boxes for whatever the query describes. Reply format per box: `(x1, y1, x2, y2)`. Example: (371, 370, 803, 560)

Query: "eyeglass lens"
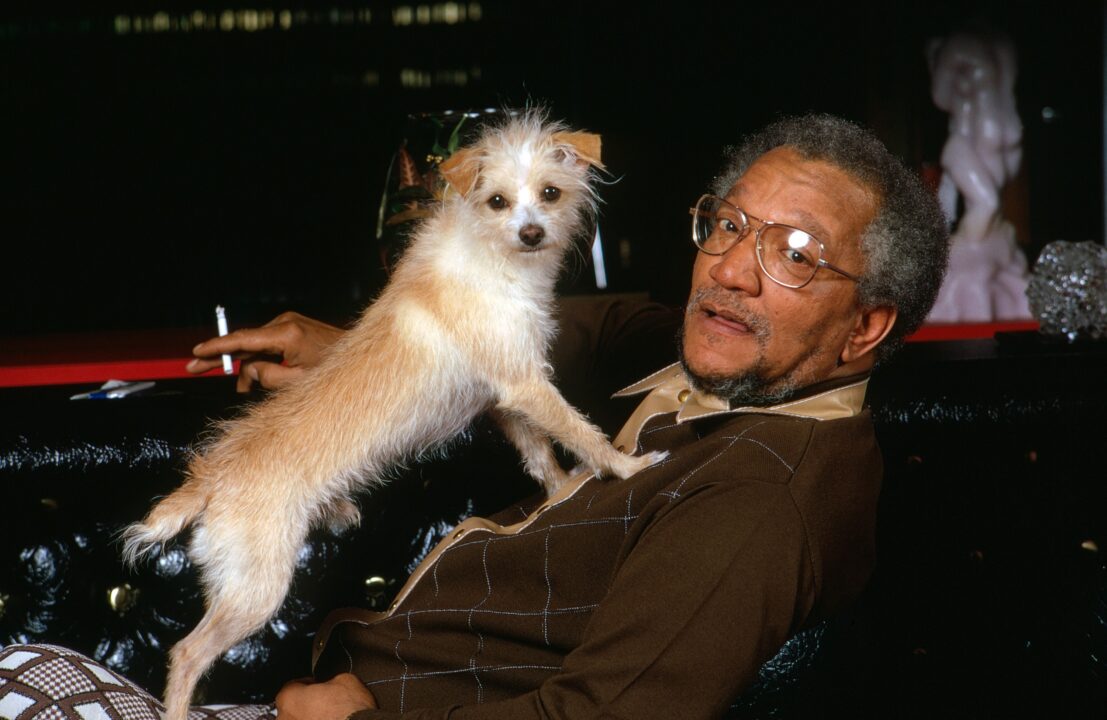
(693, 196, 822, 287)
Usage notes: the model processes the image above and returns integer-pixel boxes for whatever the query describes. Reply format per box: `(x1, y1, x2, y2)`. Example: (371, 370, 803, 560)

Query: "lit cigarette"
(215, 305, 233, 375)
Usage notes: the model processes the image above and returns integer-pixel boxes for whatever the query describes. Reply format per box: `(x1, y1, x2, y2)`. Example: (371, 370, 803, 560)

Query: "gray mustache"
(687, 288, 771, 339)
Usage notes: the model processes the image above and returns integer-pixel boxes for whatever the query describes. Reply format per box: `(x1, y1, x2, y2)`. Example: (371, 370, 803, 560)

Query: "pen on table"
(216, 305, 234, 375)
(70, 381, 156, 400)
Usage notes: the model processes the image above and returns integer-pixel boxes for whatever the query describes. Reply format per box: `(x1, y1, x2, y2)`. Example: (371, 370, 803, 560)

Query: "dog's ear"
(552, 131, 605, 170)
(439, 147, 480, 196)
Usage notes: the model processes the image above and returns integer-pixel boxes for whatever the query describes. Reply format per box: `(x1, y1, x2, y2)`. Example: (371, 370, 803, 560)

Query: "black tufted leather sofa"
(3, 325, 1106, 718)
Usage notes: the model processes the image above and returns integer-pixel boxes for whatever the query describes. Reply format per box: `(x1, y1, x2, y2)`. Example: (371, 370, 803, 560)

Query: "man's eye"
(783, 249, 814, 266)
(719, 218, 739, 233)
(487, 194, 508, 210)
(543, 186, 561, 202)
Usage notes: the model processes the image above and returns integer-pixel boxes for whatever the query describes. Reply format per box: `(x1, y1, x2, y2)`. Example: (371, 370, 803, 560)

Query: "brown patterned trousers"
(0, 644, 276, 720)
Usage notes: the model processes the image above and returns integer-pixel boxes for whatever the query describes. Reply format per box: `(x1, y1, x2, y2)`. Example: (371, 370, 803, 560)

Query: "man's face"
(681, 147, 878, 402)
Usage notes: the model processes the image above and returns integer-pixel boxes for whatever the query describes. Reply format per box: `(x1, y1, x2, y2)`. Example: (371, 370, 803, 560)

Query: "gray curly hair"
(711, 114, 949, 363)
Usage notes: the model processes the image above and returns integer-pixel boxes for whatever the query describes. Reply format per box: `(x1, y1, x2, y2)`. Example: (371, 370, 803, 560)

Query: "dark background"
(2, 1, 1102, 335)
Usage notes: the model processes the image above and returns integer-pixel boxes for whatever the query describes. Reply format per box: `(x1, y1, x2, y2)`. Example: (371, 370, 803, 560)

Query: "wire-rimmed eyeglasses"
(689, 194, 861, 289)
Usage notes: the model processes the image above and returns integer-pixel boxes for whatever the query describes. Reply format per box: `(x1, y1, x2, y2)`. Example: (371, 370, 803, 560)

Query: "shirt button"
(677, 389, 691, 403)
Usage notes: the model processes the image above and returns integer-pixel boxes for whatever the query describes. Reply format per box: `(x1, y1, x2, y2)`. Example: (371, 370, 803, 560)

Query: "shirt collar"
(610, 363, 868, 451)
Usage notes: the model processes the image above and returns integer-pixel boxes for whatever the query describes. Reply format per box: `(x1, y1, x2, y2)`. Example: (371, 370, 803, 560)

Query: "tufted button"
(364, 575, 395, 610)
(1081, 539, 1099, 555)
(677, 389, 691, 403)
(107, 583, 139, 615)
(364, 575, 388, 595)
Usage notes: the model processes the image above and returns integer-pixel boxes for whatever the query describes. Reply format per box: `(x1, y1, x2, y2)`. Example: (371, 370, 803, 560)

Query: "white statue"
(926, 31, 1032, 322)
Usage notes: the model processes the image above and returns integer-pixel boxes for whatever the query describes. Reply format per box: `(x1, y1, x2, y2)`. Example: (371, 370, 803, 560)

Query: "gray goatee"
(679, 288, 799, 406)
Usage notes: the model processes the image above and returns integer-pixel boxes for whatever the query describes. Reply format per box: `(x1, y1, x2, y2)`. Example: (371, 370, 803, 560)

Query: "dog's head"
(438, 111, 604, 258)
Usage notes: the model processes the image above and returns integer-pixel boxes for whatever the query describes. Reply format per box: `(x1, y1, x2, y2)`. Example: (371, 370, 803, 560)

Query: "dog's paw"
(599, 449, 669, 480)
(119, 523, 160, 566)
(321, 498, 362, 535)
(537, 466, 572, 496)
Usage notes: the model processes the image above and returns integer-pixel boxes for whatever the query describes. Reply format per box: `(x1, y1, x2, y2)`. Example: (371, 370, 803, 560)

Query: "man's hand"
(275, 673, 378, 720)
(186, 311, 345, 392)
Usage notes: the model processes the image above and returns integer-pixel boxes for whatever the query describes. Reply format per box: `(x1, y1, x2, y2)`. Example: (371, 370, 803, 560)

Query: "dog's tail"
(120, 476, 209, 566)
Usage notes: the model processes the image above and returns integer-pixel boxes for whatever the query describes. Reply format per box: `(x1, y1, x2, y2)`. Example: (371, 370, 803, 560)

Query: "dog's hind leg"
(162, 581, 290, 720)
(161, 603, 236, 720)
(492, 409, 569, 494)
(162, 523, 300, 720)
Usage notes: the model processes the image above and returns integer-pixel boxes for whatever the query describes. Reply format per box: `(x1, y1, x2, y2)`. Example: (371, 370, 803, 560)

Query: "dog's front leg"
(491, 408, 570, 494)
(496, 379, 666, 481)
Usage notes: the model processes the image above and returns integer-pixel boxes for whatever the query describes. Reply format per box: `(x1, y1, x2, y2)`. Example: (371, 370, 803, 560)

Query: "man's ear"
(551, 131, 604, 170)
(439, 147, 480, 196)
(840, 305, 897, 365)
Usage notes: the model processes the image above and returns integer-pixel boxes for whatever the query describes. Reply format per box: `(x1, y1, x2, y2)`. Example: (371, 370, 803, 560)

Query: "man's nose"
(707, 233, 762, 294)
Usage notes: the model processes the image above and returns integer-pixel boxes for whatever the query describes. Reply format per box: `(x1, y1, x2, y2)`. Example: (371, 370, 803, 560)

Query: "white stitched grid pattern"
(541, 528, 552, 646)
(392, 609, 413, 711)
(660, 436, 738, 502)
(465, 538, 493, 704)
(360, 487, 642, 700)
(658, 420, 796, 503)
(364, 662, 561, 687)
(727, 420, 795, 472)
(390, 604, 598, 621)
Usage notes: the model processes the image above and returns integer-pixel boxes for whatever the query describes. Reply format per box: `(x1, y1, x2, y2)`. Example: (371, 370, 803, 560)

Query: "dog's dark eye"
(487, 194, 508, 210)
(543, 186, 561, 203)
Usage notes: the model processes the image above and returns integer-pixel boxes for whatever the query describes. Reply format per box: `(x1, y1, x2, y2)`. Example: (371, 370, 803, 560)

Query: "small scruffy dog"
(123, 111, 665, 720)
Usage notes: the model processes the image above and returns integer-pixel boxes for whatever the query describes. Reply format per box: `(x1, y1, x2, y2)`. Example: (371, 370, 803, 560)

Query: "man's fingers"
(239, 360, 302, 392)
(192, 327, 291, 359)
(185, 357, 223, 375)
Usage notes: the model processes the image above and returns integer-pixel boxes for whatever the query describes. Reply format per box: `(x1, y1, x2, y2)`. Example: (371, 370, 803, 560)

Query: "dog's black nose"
(519, 224, 545, 247)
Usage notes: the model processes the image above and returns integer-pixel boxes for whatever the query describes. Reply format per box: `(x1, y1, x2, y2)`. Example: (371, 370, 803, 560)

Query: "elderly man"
(0, 114, 946, 720)
(267, 113, 948, 719)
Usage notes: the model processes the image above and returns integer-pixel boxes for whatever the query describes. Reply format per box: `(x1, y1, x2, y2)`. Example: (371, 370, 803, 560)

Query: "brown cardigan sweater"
(314, 357, 882, 720)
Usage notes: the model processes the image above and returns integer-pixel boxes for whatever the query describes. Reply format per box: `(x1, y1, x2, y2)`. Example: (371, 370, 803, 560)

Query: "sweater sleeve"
(549, 294, 682, 436)
(348, 478, 813, 720)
